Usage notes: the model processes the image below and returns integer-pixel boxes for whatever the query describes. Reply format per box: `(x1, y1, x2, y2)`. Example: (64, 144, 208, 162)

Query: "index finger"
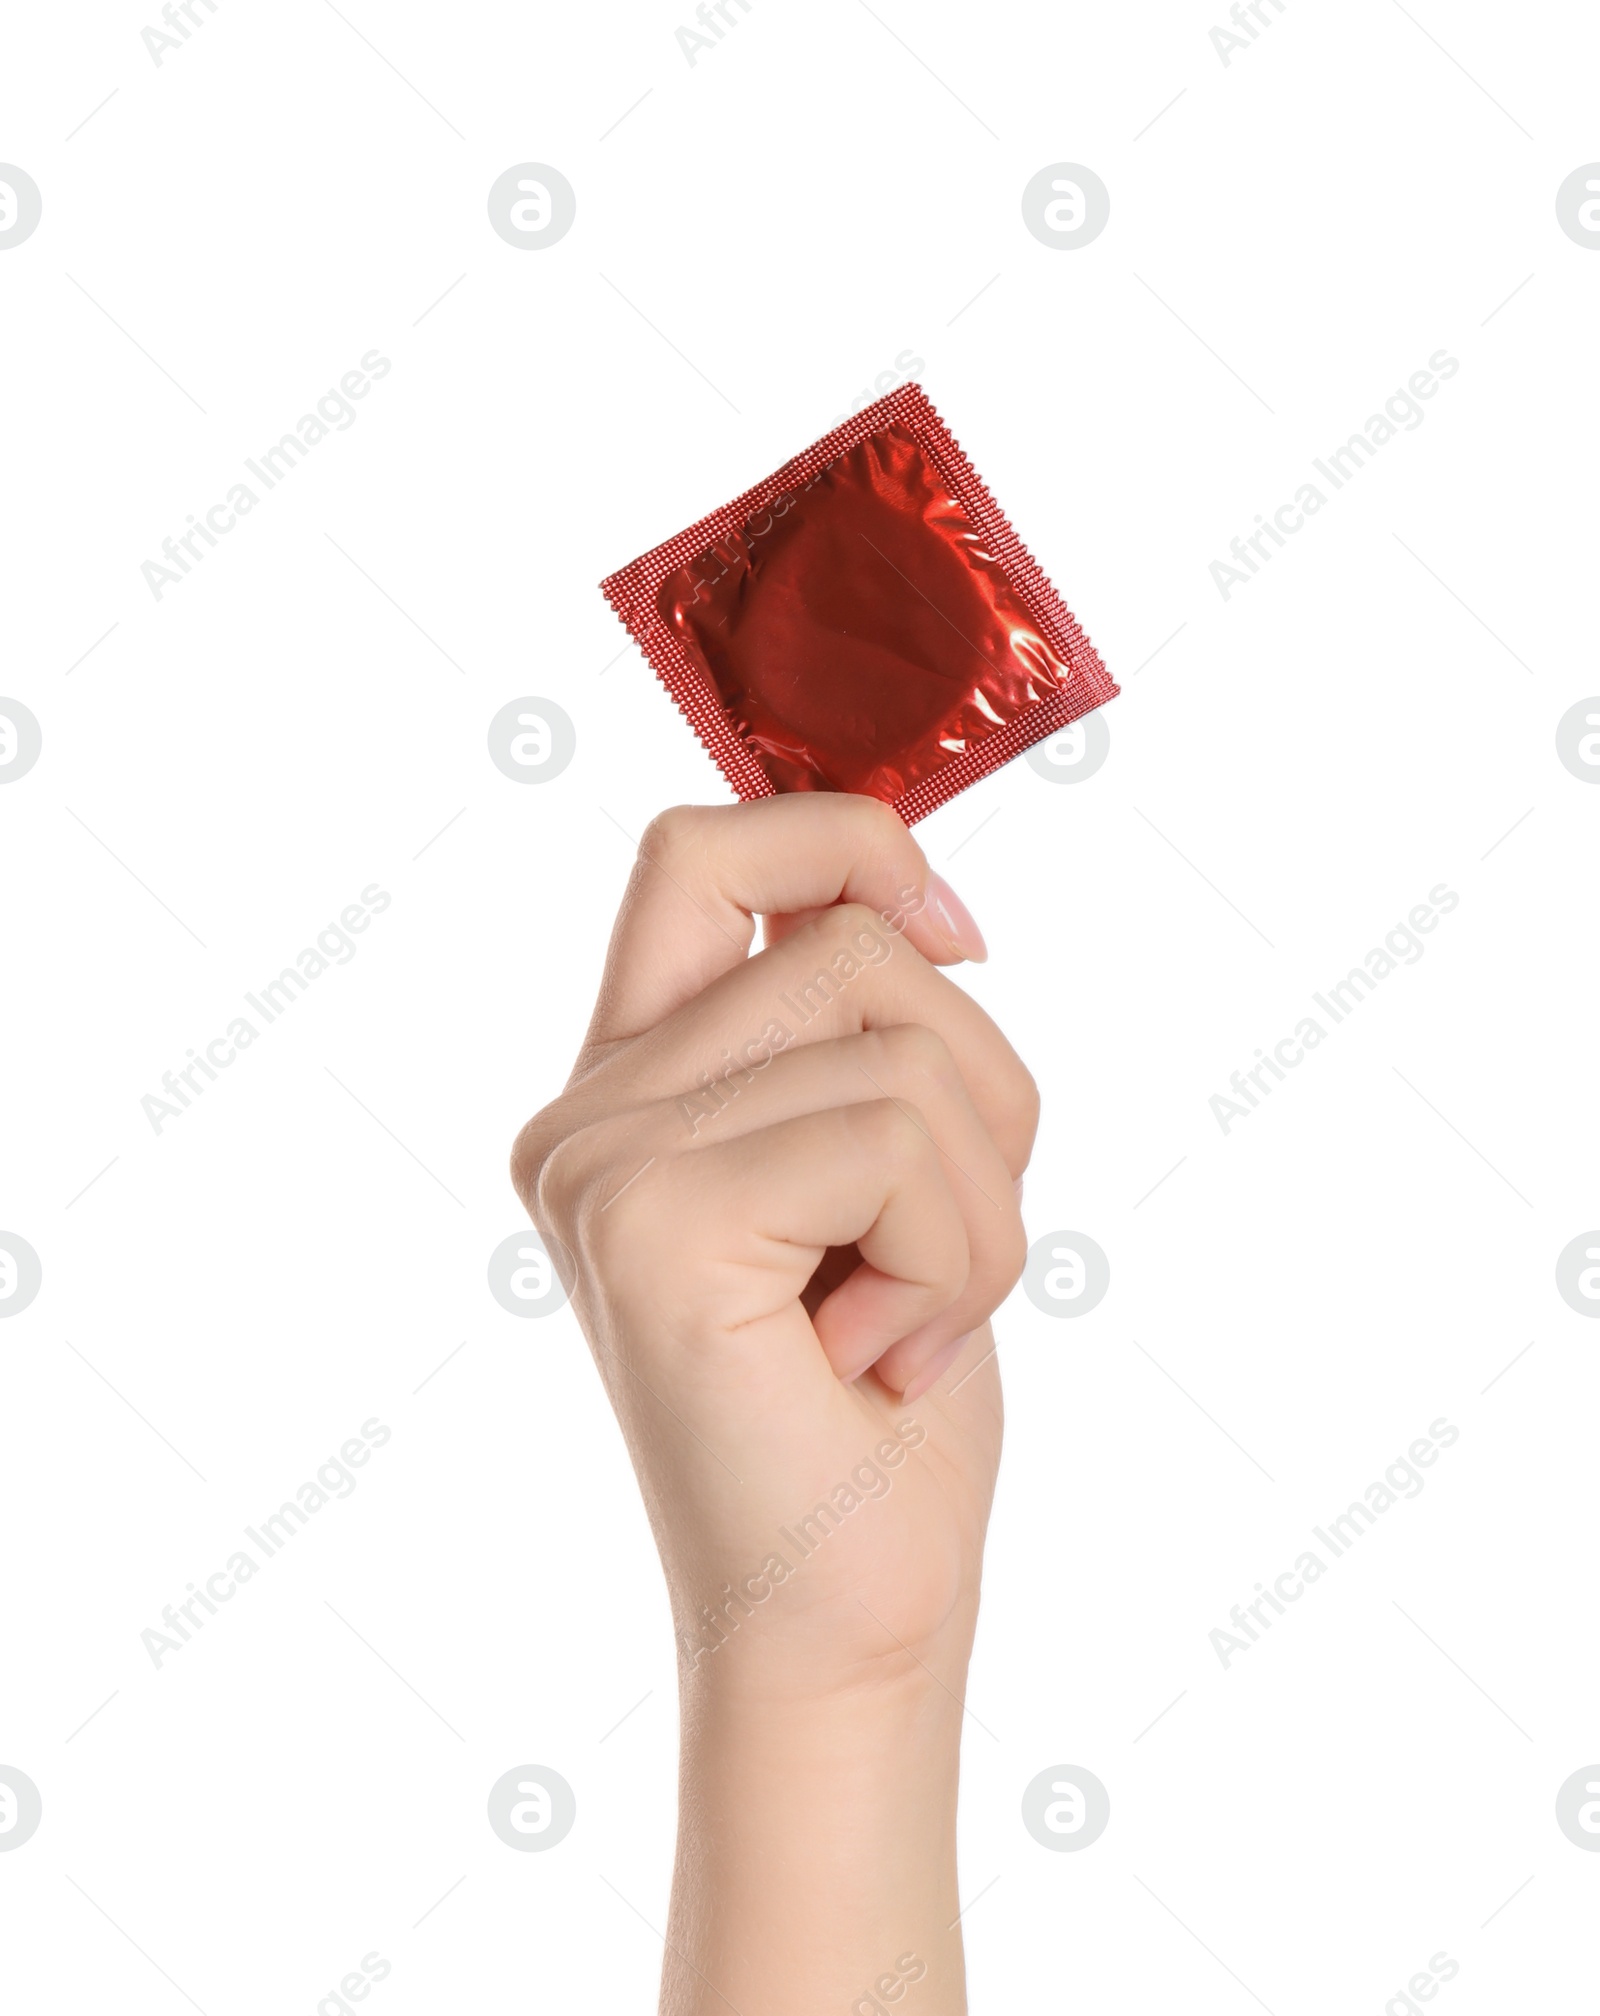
(585, 796, 988, 1048)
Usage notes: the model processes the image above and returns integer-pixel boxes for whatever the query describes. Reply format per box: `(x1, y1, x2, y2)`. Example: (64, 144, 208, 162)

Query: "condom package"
(600, 384, 1118, 824)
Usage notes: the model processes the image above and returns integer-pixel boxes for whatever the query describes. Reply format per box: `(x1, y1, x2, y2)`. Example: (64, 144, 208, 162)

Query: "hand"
(511, 795, 1036, 2013)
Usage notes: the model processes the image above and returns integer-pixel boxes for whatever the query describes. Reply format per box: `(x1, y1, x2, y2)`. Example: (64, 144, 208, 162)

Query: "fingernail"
(901, 1330, 973, 1403)
(923, 872, 988, 963)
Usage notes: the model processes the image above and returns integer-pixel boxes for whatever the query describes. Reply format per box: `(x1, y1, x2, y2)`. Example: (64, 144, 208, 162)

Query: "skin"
(512, 795, 1036, 2015)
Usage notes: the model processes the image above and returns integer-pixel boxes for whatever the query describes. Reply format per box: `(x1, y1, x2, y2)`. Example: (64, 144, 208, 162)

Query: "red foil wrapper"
(600, 384, 1117, 823)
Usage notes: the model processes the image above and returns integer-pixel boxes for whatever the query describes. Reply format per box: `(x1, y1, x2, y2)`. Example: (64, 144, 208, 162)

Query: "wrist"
(666, 1679, 968, 2014)
(675, 1615, 979, 1727)
(669, 1559, 982, 1715)
(680, 1653, 967, 1762)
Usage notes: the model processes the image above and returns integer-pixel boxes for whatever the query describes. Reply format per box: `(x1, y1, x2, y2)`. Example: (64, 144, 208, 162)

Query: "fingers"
(553, 1100, 970, 1386)
(808, 1107, 971, 1383)
(585, 796, 986, 1049)
(533, 1026, 1026, 1394)
(511, 797, 1033, 1407)
(695, 1025, 1018, 1395)
(902, 1321, 1001, 1410)
(573, 897, 1039, 1183)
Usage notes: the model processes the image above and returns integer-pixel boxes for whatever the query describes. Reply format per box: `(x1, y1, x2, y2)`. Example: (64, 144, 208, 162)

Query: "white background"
(2, 0, 1598, 2009)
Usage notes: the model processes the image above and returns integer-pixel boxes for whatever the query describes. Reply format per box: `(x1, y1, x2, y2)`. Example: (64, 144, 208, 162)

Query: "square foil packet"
(601, 384, 1117, 824)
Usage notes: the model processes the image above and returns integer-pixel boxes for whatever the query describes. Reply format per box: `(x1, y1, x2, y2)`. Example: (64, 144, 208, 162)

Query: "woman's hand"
(511, 795, 1035, 2013)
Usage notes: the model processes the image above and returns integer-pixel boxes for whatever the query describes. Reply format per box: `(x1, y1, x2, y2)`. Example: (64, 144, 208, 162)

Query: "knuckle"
(518, 1092, 693, 1296)
(834, 791, 916, 868)
(555, 1119, 681, 1266)
(856, 1094, 933, 1164)
(996, 1204, 1029, 1291)
(849, 796, 926, 905)
(509, 1104, 564, 1220)
(533, 1132, 639, 1295)
(1011, 1059, 1043, 1147)
(847, 792, 912, 846)
(876, 1022, 958, 1094)
(526, 1118, 586, 1234)
(638, 804, 705, 873)
(984, 1042, 1041, 1171)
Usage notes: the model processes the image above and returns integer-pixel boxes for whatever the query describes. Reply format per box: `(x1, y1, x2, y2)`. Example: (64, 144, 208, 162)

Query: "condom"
(600, 384, 1118, 824)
